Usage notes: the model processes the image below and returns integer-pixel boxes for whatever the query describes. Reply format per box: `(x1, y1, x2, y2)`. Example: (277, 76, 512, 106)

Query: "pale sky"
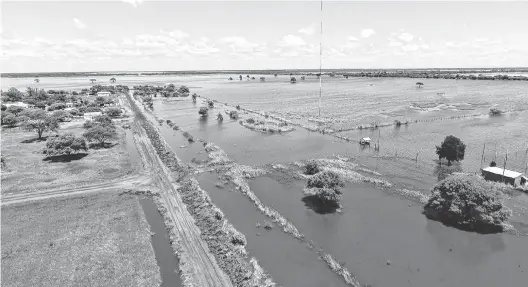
(1, 0, 528, 72)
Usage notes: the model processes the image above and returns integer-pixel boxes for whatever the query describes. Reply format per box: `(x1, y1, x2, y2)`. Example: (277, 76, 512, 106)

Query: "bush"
(436, 135, 466, 165)
(229, 110, 239, 120)
(1, 113, 17, 127)
(199, 107, 209, 117)
(304, 160, 320, 175)
(246, 118, 255, 124)
(52, 110, 71, 122)
(178, 85, 190, 94)
(44, 133, 87, 156)
(423, 174, 511, 233)
(6, 105, 25, 116)
(307, 170, 345, 190)
(104, 107, 122, 118)
(48, 103, 66, 111)
(192, 93, 197, 102)
(1, 104, 6, 111)
(217, 113, 223, 122)
(208, 100, 214, 108)
(489, 108, 503, 116)
(236, 105, 241, 110)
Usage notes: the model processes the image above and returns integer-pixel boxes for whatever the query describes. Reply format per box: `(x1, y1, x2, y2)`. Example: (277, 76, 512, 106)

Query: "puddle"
(124, 129, 142, 167)
(139, 197, 182, 287)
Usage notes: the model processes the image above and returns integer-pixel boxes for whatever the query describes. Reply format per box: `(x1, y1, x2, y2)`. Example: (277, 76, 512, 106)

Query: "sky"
(1, 0, 528, 73)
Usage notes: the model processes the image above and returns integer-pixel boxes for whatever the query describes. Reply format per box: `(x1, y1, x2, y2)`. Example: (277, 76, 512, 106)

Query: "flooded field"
(3, 74, 527, 287)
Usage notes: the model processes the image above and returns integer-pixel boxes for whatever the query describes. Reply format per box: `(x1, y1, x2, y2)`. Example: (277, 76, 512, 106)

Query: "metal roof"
(482, 166, 523, 178)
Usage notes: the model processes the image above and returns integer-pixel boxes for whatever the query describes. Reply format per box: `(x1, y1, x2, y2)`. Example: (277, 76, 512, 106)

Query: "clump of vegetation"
(104, 107, 122, 118)
(394, 120, 402, 126)
(489, 108, 503, 116)
(1, 113, 18, 128)
(208, 100, 214, 108)
(51, 110, 71, 122)
(304, 160, 321, 175)
(246, 118, 256, 124)
(436, 135, 466, 165)
(43, 133, 87, 156)
(217, 113, 223, 122)
(229, 110, 239, 120)
(172, 125, 179, 130)
(199, 107, 209, 117)
(423, 174, 511, 233)
(19, 109, 60, 140)
(236, 105, 241, 110)
(303, 171, 345, 212)
(82, 118, 118, 148)
(263, 221, 273, 230)
(192, 93, 197, 103)
(290, 77, 297, 83)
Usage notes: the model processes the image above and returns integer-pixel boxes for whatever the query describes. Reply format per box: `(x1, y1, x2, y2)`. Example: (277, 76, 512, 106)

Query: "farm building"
(481, 166, 524, 186)
(83, 112, 102, 121)
(97, 91, 111, 97)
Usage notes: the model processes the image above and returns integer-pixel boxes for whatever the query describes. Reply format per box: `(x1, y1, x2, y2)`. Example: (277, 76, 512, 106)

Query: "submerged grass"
(1, 191, 161, 287)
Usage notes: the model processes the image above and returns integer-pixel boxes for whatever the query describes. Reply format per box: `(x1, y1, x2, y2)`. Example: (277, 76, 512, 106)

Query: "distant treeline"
(342, 71, 528, 81)
(2, 67, 528, 78)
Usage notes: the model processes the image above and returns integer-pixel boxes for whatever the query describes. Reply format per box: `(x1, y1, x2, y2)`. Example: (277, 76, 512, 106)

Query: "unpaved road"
(1, 173, 152, 206)
(130, 95, 233, 287)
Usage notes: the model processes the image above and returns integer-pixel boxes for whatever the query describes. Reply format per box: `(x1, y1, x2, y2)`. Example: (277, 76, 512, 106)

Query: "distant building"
(97, 91, 111, 97)
(83, 112, 102, 121)
(4, 102, 29, 109)
(481, 166, 524, 186)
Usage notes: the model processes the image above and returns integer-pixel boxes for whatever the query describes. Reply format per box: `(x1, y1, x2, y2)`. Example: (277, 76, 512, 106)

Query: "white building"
(84, 112, 102, 121)
(97, 91, 111, 97)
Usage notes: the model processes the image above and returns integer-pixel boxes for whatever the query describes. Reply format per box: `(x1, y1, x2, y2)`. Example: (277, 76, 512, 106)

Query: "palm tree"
(110, 77, 116, 83)
(90, 79, 97, 84)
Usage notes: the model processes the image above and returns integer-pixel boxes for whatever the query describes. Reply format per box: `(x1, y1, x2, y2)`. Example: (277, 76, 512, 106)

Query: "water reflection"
(425, 219, 506, 265)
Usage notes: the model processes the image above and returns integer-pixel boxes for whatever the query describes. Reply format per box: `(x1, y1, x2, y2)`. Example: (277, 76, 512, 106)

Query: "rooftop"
(482, 166, 523, 178)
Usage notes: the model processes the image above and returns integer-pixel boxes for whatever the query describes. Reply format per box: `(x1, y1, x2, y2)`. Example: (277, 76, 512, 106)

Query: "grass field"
(1, 119, 134, 195)
(1, 191, 161, 287)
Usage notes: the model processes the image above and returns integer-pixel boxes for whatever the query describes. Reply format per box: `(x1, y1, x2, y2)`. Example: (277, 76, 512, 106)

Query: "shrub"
(52, 110, 71, 122)
(208, 100, 214, 108)
(436, 135, 466, 165)
(172, 125, 179, 130)
(92, 115, 113, 127)
(83, 120, 95, 129)
(394, 120, 402, 126)
(178, 85, 190, 94)
(304, 160, 321, 175)
(192, 93, 198, 102)
(246, 118, 255, 124)
(489, 108, 503, 116)
(229, 110, 239, 120)
(236, 105, 241, 110)
(217, 113, 223, 122)
(199, 107, 209, 117)
(1, 104, 6, 111)
(82, 124, 118, 147)
(307, 170, 345, 190)
(104, 107, 122, 118)
(44, 133, 87, 156)
(290, 77, 297, 83)
(1, 113, 17, 127)
(48, 103, 66, 111)
(423, 174, 511, 233)
(6, 105, 25, 116)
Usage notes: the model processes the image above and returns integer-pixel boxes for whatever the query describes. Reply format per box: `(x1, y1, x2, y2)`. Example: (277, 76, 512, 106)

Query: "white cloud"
(278, 35, 306, 47)
(348, 36, 358, 41)
(299, 23, 316, 36)
(73, 18, 87, 30)
(121, 0, 143, 8)
(388, 41, 403, 47)
(397, 32, 414, 42)
(360, 29, 376, 38)
(160, 29, 189, 40)
(221, 36, 262, 53)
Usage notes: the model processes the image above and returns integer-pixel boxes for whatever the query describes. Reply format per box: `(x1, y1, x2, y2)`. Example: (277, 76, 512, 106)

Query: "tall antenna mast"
(318, 0, 323, 117)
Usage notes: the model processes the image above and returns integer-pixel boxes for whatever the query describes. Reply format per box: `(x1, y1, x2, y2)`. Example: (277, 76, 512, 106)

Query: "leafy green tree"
(6, 106, 25, 116)
(1, 113, 17, 127)
(199, 107, 209, 117)
(19, 109, 59, 139)
(436, 135, 466, 165)
(44, 133, 87, 156)
(2, 88, 24, 102)
(95, 96, 106, 106)
(52, 110, 71, 122)
(83, 125, 117, 147)
(1, 104, 6, 111)
(48, 103, 66, 111)
(104, 107, 122, 118)
(110, 77, 116, 83)
(90, 79, 96, 84)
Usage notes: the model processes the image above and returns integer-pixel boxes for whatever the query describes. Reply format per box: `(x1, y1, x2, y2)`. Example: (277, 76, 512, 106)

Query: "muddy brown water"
(139, 197, 183, 287)
(248, 176, 528, 287)
(196, 172, 349, 287)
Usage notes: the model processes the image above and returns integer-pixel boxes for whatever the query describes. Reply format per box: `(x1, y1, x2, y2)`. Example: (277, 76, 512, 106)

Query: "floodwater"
(249, 176, 528, 287)
(139, 197, 182, 287)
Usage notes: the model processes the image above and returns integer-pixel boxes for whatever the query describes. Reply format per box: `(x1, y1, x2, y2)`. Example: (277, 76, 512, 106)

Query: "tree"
(44, 133, 87, 156)
(34, 78, 40, 83)
(192, 93, 198, 103)
(436, 135, 466, 165)
(52, 110, 71, 122)
(208, 100, 214, 108)
(2, 88, 24, 102)
(199, 107, 209, 117)
(416, 82, 424, 88)
(1, 104, 6, 111)
(48, 103, 66, 111)
(19, 109, 59, 139)
(6, 105, 24, 116)
(304, 160, 320, 175)
(104, 107, 122, 118)
(110, 77, 116, 83)
(304, 170, 345, 209)
(1, 113, 17, 127)
(83, 125, 117, 147)
(178, 85, 190, 94)
(95, 96, 107, 106)
(290, 77, 297, 83)
(217, 113, 223, 122)
(90, 79, 96, 84)
(229, 110, 239, 120)
(423, 174, 511, 233)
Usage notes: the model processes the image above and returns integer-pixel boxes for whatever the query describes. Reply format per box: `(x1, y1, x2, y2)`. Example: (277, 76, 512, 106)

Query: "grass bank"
(0, 191, 160, 287)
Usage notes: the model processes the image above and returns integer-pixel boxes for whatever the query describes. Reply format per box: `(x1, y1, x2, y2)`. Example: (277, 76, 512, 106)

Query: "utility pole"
(480, 143, 486, 169)
(502, 149, 508, 183)
(318, 0, 323, 117)
(524, 144, 528, 174)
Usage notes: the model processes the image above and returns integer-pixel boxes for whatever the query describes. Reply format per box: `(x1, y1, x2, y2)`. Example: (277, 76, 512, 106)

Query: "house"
(4, 102, 29, 109)
(481, 166, 524, 186)
(83, 112, 102, 121)
(97, 91, 111, 97)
